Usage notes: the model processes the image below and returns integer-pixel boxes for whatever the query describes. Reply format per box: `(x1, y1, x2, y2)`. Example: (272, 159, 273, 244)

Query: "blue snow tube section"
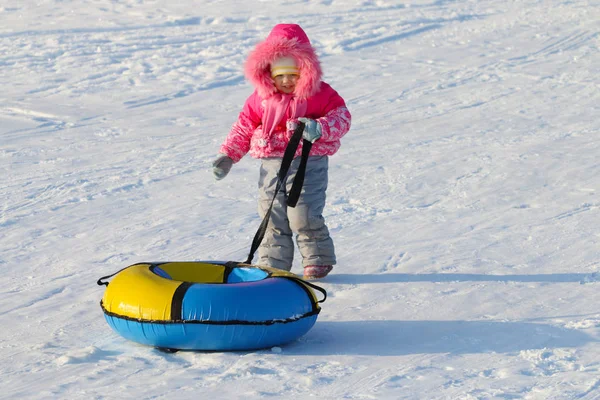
(97, 261, 326, 351)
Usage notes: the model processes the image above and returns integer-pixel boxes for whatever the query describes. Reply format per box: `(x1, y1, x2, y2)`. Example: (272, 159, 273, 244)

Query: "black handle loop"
(97, 273, 116, 287)
(96, 266, 129, 286)
(282, 276, 327, 304)
(300, 278, 327, 304)
(245, 121, 309, 264)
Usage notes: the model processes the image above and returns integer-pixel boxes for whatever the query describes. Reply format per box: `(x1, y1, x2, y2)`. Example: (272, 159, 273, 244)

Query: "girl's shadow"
(325, 272, 599, 285)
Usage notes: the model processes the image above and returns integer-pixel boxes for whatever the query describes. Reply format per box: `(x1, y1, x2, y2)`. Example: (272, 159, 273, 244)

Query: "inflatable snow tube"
(97, 261, 326, 351)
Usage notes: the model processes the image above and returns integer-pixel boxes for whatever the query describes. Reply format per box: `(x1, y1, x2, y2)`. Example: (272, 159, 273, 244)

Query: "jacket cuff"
(219, 146, 244, 163)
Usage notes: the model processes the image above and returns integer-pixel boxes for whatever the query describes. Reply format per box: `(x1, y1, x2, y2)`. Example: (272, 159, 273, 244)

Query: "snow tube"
(97, 261, 326, 351)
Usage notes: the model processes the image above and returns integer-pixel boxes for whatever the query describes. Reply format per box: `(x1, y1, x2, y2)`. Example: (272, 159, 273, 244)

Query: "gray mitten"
(212, 154, 233, 180)
(298, 117, 322, 143)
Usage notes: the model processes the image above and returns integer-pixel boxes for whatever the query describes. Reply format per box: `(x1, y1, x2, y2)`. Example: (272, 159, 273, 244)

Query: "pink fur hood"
(244, 24, 322, 100)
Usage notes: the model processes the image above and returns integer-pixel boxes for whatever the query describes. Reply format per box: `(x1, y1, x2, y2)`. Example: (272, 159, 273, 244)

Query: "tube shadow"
(285, 320, 596, 356)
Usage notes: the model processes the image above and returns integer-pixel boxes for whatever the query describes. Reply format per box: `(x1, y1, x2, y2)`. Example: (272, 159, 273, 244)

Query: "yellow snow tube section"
(100, 262, 231, 321)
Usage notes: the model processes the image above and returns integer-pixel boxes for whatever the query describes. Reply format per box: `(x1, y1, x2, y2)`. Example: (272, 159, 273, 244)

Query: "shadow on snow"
(325, 273, 598, 284)
(287, 319, 596, 356)
(282, 273, 600, 356)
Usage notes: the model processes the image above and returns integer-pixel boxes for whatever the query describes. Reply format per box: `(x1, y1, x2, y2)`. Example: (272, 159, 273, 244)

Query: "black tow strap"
(245, 122, 312, 264)
(97, 123, 317, 288)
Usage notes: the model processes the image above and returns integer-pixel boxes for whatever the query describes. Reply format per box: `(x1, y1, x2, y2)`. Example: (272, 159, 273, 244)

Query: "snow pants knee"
(257, 156, 336, 271)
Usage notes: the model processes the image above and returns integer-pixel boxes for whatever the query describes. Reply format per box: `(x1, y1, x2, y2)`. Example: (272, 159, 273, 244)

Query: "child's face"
(273, 74, 299, 94)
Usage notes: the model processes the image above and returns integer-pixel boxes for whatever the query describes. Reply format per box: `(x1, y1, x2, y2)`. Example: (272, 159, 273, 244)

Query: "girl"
(213, 23, 351, 280)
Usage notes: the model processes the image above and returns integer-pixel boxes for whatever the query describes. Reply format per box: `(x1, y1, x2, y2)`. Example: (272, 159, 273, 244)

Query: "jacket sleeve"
(317, 106, 352, 143)
(316, 86, 351, 142)
(219, 93, 262, 162)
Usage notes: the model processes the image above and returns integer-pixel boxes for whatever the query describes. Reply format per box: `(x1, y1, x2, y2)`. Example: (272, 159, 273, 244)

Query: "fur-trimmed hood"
(244, 24, 322, 100)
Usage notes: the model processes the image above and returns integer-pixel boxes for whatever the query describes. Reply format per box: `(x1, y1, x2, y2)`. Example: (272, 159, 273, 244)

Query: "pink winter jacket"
(219, 24, 351, 163)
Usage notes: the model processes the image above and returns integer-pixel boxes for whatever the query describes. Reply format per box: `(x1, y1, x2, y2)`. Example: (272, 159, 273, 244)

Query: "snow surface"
(1, 0, 599, 398)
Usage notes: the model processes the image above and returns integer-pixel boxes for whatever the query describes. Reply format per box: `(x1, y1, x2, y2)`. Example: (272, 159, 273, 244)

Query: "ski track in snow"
(1, 0, 600, 399)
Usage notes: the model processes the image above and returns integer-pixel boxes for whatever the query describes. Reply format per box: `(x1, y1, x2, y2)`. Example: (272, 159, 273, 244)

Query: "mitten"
(298, 117, 322, 143)
(212, 154, 233, 180)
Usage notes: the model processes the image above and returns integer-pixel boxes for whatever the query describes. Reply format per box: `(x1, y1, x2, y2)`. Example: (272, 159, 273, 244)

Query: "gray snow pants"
(257, 156, 336, 271)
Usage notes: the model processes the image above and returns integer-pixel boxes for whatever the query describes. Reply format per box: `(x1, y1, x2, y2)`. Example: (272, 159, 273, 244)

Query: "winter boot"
(303, 265, 333, 280)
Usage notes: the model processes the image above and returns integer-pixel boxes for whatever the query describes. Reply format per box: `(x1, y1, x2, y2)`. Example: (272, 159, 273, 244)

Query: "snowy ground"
(1, 0, 600, 398)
